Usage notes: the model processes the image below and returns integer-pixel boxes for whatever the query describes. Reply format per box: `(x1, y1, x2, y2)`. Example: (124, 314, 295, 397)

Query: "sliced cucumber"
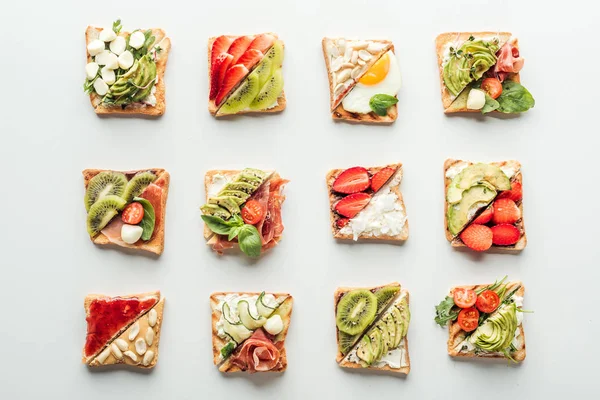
(221, 302, 252, 344)
(256, 292, 277, 318)
(222, 303, 238, 324)
(238, 300, 266, 330)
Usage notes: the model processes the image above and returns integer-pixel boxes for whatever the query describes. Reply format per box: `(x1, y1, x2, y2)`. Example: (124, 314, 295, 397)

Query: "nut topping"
(343, 47, 352, 62)
(145, 328, 155, 346)
(351, 51, 358, 64)
(148, 309, 158, 327)
(351, 66, 362, 79)
(97, 347, 111, 364)
(110, 343, 123, 360)
(337, 69, 351, 84)
(367, 42, 387, 53)
(350, 40, 368, 50)
(115, 338, 129, 352)
(331, 56, 343, 72)
(128, 321, 140, 341)
(135, 338, 147, 355)
(142, 350, 155, 366)
(358, 50, 372, 61)
(124, 350, 138, 362)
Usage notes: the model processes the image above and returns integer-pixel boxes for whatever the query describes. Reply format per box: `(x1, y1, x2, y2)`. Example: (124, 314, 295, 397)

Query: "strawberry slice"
(228, 36, 254, 65)
(237, 49, 263, 71)
(497, 181, 523, 202)
(335, 193, 371, 218)
(336, 218, 350, 228)
(472, 205, 494, 225)
(492, 198, 521, 225)
(371, 167, 397, 192)
(215, 64, 249, 106)
(209, 53, 233, 100)
(247, 34, 275, 54)
(459, 224, 493, 252)
(332, 167, 370, 194)
(210, 36, 233, 69)
(491, 224, 521, 246)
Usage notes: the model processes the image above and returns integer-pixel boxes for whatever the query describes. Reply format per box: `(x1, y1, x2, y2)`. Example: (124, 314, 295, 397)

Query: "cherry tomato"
(511, 47, 520, 58)
(481, 78, 503, 99)
(121, 202, 144, 224)
(457, 307, 480, 332)
(453, 288, 477, 308)
(241, 200, 265, 225)
(476, 290, 500, 313)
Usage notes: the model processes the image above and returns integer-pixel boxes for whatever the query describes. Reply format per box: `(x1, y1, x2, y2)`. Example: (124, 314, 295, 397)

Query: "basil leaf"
(133, 197, 155, 241)
(228, 226, 242, 241)
(481, 93, 500, 114)
(112, 19, 122, 34)
(220, 342, 236, 359)
(369, 94, 398, 116)
(497, 81, 535, 113)
(201, 215, 235, 235)
(434, 296, 459, 327)
(237, 224, 262, 258)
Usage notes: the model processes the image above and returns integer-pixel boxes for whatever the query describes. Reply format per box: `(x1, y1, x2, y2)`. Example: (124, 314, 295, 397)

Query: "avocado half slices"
(469, 302, 518, 353)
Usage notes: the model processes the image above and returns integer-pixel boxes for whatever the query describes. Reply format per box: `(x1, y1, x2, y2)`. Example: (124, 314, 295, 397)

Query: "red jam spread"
(84, 297, 157, 357)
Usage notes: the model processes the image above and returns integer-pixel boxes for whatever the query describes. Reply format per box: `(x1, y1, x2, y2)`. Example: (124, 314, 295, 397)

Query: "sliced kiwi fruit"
(200, 204, 231, 219)
(87, 195, 127, 236)
(222, 181, 257, 194)
(265, 40, 284, 73)
(208, 196, 240, 215)
(217, 73, 260, 115)
(250, 68, 283, 110)
(336, 289, 377, 335)
(374, 286, 400, 314)
(338, 332, 358, 355)
(122, 171, 157, 202)
(84, 171, 128, 212)
(252, 57, 272, 89)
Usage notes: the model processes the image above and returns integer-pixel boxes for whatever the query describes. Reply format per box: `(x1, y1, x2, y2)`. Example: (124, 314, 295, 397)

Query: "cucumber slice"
(222, 303, 238, 324)
(238, 300, 266, 330)
(256, 292, 277, 318)
(221, 302, 252, 344)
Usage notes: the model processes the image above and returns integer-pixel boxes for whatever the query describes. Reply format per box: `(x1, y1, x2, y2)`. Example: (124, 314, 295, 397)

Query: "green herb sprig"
(369, 94, 398, 116)
(201, 214, 262, 258)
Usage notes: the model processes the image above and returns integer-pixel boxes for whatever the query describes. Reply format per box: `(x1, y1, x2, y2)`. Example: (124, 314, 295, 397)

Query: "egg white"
(342, 51, 402, 114)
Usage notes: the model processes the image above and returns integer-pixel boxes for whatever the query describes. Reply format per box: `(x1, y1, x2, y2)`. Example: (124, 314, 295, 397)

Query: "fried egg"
(342, 51, 402, 114)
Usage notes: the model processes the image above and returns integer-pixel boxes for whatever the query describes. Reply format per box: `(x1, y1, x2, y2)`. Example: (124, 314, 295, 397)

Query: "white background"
(1, 0, 597, 398)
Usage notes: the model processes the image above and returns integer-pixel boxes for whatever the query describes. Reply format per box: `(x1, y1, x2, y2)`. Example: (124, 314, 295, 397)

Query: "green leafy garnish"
(481, 93, 500, 114)
(497, 81, 535, 113)
(129, 29, 156, 59)
(201, 215, 242, 235)
(201, 214, 262, 257)
(237, 224, 262, 258)
(220, 342, 236, 359)
(112, 19, 122, 34)
(434, 296, 459, 327)
(369, 94, 398, 116)
(133, 197, 155, 241)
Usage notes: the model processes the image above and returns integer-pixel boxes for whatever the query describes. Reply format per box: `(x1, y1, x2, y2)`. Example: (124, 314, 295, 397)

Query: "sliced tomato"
(476, 290, 500, 313)
(457, 307, 480, 332)
(241, 200, 265, 225)
(481, 78, 503, 99)
(121, 202, 144, 224)
(453, 288, 477, 308)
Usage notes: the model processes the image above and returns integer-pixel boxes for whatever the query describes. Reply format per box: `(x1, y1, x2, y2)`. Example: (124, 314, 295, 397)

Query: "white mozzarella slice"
(109, 36, 126, 55)
(467, 89, 486, 110)
(101, 67, 116, 85)
(93, 78, 109, 96)
(87, 40, 105, 56)
(118, 51, 134, 69)
(85, 62, 99, 80)
(99, 28, 117, 42)
(129, 31, 145, 49)
(121, 224, 144, 244)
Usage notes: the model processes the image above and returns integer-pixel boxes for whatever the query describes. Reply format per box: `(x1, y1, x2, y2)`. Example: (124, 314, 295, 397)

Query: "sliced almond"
(351, 41, 368, 50)
(367, 42, 387, 54)
(357, 59, 366, 66)
(142, 350, 155, 366)
(135, 338, 147, 355)
(337, 69, 351, 84)
(115, 338, 129, 352)
(331, 56, 343, 72)
(334, 83, 346, 96)
(351, 51, 358, 64)
(329, 44, 340, 58)
(343, 47, 352, 62)
(358, 50, 372, 61)
(148, 309, 158, 327)
(351, 66, 362, 79)
(341, 62, 355, 69)
(128, 322, 140, 341)
(110, 343, 123, 360)
(124, 350, 138, 363)
(97, 347, 111, 364)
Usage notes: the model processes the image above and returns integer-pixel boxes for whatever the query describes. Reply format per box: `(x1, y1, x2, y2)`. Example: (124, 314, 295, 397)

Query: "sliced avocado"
(237, 173, 263, 187)
(395, 297, 411, 339)
(200, 204, 231, 219)
(356, 335, 374, 365)
(447, 184, 497, 236)
(469, 303, 517, 353)
(457, 163, 511, 191)
(219, 190, 250, 204)
(390, 307, 404, 348)
(368, 328, 383, 363)
(443, 38, 500, 96)
(376, 322, 391, 356)
(241, 168, 267, 181)
(208, 196, 241, 215)
(383, 313, 397, 350)
(222, 181, 257, 194)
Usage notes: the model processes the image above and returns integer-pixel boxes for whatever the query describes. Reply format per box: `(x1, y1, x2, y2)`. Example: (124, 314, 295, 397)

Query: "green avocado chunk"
(469, 303, 518, 353)
(447, 163, 511, 204)
(443, 38, 500, 97)
(103, 54, 157, 105)
(447, 184, 497, 236)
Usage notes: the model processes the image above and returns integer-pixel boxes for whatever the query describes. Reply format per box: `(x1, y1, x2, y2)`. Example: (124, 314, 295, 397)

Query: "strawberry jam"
(84, 297, 157, 357)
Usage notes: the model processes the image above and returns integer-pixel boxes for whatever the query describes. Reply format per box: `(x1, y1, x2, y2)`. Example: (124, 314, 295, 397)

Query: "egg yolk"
(358, 53, 390, 86)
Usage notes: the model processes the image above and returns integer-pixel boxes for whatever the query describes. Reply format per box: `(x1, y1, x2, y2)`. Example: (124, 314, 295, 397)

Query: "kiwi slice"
(84, 171, 128, 212)
(200, 204, 231, 219)
(338, 332, 357, 355)
(250, 68, 283, 110)
(218, 73, 260, 115)
(336, 289, 377, 335)
(122, 171, 157, 202)
(374, 286, 400, 314)
(87, 195, 127, 236)
(252, 57, 272, 89)
(265, 41, 284, 73)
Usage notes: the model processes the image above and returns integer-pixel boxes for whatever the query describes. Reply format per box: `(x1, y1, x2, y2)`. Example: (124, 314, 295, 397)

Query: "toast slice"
(447, 281, 526, 362)
(322, 38, 398, 123)
(326, 164, 408, 241)
(338, 289, 410, 375)
(443, 159, 526, 252)
(82, 291, 162, 367)
(435, 32, 517, 113)
(207, 33, 286, 116)
(85, 26, 171, 116)
(83, 168, 170, 255)
(210, 292, 293, 373)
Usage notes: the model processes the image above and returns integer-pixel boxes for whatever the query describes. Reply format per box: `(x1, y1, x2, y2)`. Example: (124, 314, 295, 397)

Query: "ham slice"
(493, 38, 524, 82)
(261, 177, 289, 244)
(251, 181, 271, 245)
(231, 328, 281, 372)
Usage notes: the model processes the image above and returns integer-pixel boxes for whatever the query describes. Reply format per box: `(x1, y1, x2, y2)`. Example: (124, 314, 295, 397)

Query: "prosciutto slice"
(493, 38, 524, 82)
(231, 328, 281, 372)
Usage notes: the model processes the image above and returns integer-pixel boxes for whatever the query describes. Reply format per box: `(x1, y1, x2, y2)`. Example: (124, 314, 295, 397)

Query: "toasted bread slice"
(338, 289, 410, 374)
(83, 168, 170, 255)
(447, 281, 526, 362)
(210, 292, 293, 373)
(443, 159, 526, 252)
(435, 32, 516, 113)
(326, 164, 408, 241)
(207, 34, 286, 116)
(322, 38, 397, 123)
(89, 297, 165, 369)
(82, 291, 161, 365)
(85, 26, 171, 116)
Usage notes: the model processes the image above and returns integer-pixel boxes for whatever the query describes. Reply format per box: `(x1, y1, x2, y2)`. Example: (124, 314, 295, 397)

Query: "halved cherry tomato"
(481, 78, 503, 99)
(457, 307, 480, 332)
(475, 290, 500, 313)
(241, 200, 265, 225)
(453, 288, 477, 308)
(511, 47, 520, 58)
(121, 202, 144, 224)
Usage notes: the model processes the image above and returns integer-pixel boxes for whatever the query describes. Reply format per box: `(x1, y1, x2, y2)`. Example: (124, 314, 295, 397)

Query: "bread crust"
(434, 32, 517, 113)
(82, 290, 161, 364)
(446, 282, 526, 362)
(82, 168, 170, 255)
(326, 164, 408, 241)
(443, 159, 526, 252)
(85, 27, 171, 116)
(209, 292, 293, 373)
(207, 34, 286, 116)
